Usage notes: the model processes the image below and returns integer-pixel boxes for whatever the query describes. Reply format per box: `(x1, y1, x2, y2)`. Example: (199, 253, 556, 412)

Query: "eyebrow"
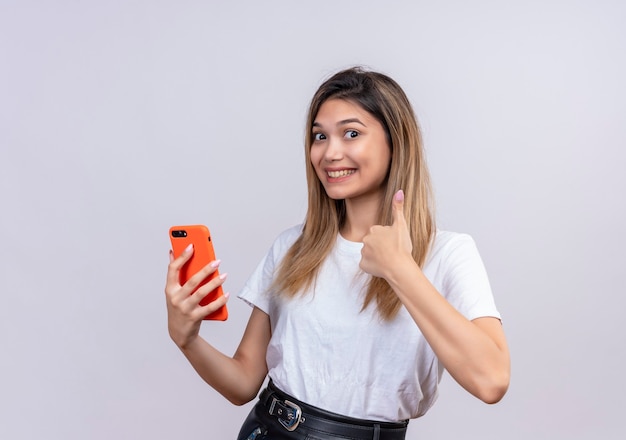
(312, 118, 367, 128)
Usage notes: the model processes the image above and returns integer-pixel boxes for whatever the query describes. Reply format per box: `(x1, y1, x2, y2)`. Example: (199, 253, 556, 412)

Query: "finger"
(190, 272, 228, 306)
(166, 244, 194, 287)
(167, 271, 225, 317)
(392, 189, 406, 226)
(195, 291, 230, 320)
(182, 260, 222, 295)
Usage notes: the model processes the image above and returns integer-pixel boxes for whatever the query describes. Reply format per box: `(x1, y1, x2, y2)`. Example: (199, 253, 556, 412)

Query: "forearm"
(179, 336, 267, 405)
(386, 257, 510, 403)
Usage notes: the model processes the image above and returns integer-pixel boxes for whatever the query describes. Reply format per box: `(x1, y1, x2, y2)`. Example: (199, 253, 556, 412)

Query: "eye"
(313, 132, 326, 141)
(344, 130, 359, 139)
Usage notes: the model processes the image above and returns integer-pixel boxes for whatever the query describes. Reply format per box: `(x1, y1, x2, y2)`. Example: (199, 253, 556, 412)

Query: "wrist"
(179, 336, 200, 352)
(384, 254, 421, 289)
(171, 329, 200, 351)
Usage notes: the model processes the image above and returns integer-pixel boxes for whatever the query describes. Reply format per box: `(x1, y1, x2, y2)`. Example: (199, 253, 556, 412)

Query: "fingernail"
(210, 259, 222, 268)
(219, 273, 228, 281)
(184, 243, 193, 253)
(394, 189, 404, 202)
(224, 292, 231, 299)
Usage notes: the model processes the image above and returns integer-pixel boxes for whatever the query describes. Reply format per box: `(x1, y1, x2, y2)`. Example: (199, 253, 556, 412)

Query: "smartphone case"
(169, 225, 228, 321)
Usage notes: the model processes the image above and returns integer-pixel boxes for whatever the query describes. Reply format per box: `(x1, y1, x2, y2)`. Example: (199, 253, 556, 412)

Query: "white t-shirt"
(238, 225, 500, 422)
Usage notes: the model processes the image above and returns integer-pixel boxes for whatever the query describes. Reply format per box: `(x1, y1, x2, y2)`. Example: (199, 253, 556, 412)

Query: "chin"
(325, 193, 344, 200)
(323, 189, 350, 200)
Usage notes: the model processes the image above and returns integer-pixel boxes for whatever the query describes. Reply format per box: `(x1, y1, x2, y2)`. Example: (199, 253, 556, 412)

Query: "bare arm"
(165, 246, 270, 405)
(384, 258, 509, 403)
(360, 191, 510, 403)
(179, 307, 271, 405)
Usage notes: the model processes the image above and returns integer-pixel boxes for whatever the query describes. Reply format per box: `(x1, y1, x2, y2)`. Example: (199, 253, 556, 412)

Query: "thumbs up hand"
(360, 190, 414, 280)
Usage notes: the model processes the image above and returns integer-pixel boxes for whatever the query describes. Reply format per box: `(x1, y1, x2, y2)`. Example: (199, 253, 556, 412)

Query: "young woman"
(165, 67, 510, 440)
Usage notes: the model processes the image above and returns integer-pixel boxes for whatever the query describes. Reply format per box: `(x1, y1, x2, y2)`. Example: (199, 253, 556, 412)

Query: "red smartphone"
(169, 225, 228, 321)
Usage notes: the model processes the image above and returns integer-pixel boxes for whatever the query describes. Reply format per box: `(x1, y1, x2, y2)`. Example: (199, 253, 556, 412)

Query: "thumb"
(392, 189, 406, 225)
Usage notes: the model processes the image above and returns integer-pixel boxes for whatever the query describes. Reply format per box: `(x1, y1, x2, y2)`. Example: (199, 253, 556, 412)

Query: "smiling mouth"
(327, 169, 356, 178)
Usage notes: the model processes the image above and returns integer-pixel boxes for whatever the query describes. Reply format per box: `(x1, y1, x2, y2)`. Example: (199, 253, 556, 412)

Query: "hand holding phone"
(169, 225, 229, 321)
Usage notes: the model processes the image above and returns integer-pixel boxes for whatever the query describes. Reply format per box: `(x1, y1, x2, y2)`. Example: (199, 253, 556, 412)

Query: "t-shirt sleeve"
(238, 242, 277, 314)
(238, 225, 302, 314)
(441, 234, 501, 321)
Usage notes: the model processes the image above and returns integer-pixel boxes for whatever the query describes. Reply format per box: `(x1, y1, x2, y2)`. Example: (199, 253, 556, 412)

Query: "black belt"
(259, 380, 408, 439)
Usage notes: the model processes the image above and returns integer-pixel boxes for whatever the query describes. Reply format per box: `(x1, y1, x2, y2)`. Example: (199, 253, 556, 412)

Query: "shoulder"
(273, 224, 303, 247)
(429, 229, 477, 258)
(425, 229, 485, 272)
(265, 224, 303, 260)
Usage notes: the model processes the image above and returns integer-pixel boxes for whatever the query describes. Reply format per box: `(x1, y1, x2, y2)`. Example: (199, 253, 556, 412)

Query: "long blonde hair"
(272, 67, 435, 320)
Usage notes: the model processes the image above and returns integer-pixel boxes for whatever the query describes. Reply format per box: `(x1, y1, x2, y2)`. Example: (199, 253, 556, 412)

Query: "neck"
(340, 193, 383, 242)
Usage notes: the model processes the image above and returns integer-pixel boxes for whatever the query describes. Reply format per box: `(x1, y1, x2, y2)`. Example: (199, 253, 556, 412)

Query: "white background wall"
(1, 1, 625, 439)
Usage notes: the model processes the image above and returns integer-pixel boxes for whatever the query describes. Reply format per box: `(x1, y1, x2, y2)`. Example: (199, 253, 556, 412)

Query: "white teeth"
(327, 169, 355, 178)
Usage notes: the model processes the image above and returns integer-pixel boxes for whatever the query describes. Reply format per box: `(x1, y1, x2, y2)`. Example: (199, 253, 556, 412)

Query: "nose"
(323, 137, 343, 162)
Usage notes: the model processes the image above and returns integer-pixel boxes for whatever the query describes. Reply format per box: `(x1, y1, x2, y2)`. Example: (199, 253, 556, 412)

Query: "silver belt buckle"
(269, 397, 303, 431)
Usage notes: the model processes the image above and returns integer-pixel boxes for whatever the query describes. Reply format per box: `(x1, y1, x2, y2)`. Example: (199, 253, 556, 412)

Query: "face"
(310, 99, 391, 203)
